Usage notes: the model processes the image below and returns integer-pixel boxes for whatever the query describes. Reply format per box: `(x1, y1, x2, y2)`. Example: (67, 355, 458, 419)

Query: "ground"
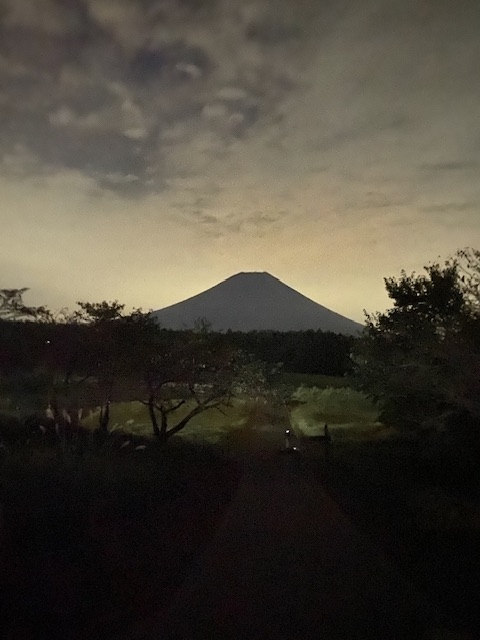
(2, 395, 477, 639)
(132, 411, 442, 640)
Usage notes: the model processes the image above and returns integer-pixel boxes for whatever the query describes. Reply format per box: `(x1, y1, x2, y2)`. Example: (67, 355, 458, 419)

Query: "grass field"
(289, 385, 385, 440)
(74, 381, 382, 444)
(80, 396, 255, 444)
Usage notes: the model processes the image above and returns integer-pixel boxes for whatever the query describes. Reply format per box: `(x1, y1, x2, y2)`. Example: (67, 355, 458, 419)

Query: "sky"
(1, 0, 480, 324)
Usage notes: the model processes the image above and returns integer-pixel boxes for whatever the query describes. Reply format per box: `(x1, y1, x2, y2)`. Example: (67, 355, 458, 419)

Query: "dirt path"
(137, 417, 440, 640)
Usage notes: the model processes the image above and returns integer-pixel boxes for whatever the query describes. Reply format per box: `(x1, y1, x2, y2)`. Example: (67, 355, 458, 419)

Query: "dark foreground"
(137, 426, 440, 640)
(0, 433, 241, 640)
(2, 419, 477, 639)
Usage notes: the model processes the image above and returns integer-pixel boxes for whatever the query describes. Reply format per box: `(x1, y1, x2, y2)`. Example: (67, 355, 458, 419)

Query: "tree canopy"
(0, 296, 272, 439)
(352, 248, 480, 438)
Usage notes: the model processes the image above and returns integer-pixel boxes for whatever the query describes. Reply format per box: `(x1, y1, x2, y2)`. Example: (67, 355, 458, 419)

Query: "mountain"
(151, 272, 362, 335)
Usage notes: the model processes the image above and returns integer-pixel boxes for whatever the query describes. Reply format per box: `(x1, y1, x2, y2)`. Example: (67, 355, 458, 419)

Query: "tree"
(0, 288, 51, 321)
(453, 247, 480, 312)
(0, 291, 277, 441)
(0, 297, 159, 431)
(139, 329, 270, 441)
(0, 291, 55, 418)
(352, 250, 480, 437)
(74, 301, 156, 432)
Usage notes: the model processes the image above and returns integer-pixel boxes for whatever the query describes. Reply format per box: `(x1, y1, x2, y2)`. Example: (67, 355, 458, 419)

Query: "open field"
(80, 396, 255, 444)
(74, 381, 382, 444)
(289, 385, 382, 436)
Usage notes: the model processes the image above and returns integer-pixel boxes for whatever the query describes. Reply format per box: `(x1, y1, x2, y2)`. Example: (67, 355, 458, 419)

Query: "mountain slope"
(152, 272, 362, 335)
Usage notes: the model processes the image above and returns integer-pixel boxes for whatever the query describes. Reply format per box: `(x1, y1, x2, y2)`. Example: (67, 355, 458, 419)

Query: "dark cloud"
(245, 18, 300, 44)
(1, 0, 480, 215)
(0, 0, 316, 196)
(129, 42, 211, 85)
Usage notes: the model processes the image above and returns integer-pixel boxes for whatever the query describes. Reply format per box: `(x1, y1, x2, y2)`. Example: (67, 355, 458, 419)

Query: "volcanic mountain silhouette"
(152, 272, 362, 334)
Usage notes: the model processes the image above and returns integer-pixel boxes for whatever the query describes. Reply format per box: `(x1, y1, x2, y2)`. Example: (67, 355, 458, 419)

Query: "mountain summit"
(152, 272, 362, 334)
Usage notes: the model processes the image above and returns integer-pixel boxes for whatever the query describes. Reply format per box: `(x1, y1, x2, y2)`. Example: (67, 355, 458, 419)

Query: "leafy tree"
(0, 288, 51, 321)
(0, 291, 54, 418)
(454, 247, 480, 312)
(353, 249, 480, 437)
(74, 301, 156, 432)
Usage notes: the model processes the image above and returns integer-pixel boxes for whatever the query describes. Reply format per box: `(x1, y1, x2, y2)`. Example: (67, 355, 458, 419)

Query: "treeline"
(222, 329, 354, 376)
(0, 320, 354, 381)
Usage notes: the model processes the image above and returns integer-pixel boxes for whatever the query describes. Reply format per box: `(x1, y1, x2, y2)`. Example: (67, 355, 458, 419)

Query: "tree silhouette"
(353, 248, 480, 438)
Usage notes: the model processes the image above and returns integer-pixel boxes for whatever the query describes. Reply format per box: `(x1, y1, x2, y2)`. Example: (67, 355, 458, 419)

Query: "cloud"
(1, 0, 480, 322)
(0, 0, 321, 197)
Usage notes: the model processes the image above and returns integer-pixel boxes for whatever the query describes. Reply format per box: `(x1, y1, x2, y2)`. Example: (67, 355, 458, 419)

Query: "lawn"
(289, 385, 385, 438)
(77, 383, 382, 444)
(80, 396, 254, 444)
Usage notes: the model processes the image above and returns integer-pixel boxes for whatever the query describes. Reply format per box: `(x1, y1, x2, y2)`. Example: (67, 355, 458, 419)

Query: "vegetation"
(0, 294, 272, 441)
(278, 371, 351, 388)
(224, 328, 354, 375)
(290, 386, 380, 437)
(334, 247, 480, 633)
(352, 248, 480, 446)
(327, 433, 480, 633)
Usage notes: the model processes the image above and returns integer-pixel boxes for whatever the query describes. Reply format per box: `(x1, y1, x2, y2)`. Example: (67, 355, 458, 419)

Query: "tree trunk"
(99, 401, 110, 433)
(165, 403, 205, 439)
(160, 410, 168, 442)
(147, 395, 160, 438)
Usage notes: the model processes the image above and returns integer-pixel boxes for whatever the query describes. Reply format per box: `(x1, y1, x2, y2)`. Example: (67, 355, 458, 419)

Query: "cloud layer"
(1, 0, 480, 320)
(0, 0, 321, 195)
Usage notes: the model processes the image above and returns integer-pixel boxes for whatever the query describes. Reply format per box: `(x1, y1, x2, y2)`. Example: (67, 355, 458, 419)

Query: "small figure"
(324, 424, 331, 443)
(285, 428, 292, 450)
